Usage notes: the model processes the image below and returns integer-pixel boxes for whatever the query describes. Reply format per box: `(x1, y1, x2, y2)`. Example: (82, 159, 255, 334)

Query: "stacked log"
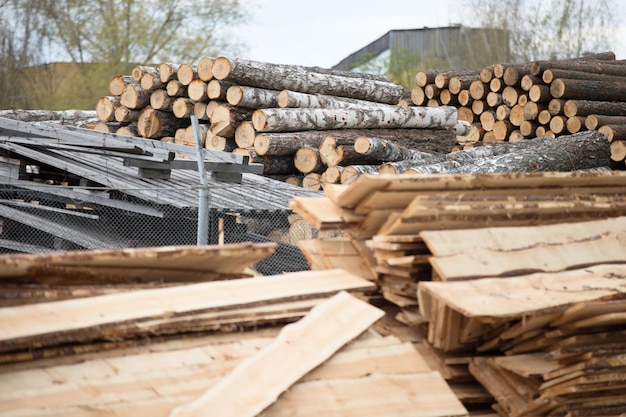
(94, 58, 463, 190)
(413, 52, 626, 167)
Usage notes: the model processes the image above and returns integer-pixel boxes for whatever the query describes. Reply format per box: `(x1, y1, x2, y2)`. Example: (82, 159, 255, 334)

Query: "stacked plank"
(94, 57, 462, 190)
(412, 51, 626, 167)
(290, 171, 626, 318)
(290, 172, 626, 416)
(0, 291, 469, 417)
(418, 218, 626, 416)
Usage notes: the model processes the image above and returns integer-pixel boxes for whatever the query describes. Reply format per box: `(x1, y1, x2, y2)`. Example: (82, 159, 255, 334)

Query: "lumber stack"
(0, 292, 470, 417)
(289, 171, 626, 416)
(412, 51, 626, 167)
(290, 171, 626, 315)
(94, 57, 463, 190)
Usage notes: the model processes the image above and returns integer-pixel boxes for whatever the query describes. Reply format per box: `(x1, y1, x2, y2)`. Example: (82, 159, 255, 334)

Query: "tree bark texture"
(251, 106, 458, 133)
(277, 90, 392, 110)
(137, 107, 186, 139)
(550, 78, 626, 101)
(96, 96, 120, 122)
(563, 100, 626, 117)
(211, 57, 404, 104)
(400, 131, 610, 174)
(226, 85, 281, 108)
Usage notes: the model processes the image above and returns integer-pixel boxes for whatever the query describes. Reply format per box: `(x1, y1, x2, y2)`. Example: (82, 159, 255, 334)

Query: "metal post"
(191, 115, 210, 245)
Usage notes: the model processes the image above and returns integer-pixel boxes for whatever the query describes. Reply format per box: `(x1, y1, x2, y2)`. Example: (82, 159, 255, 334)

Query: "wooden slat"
(429, 232, 626, 281)
(168, 291, 385, 417)
(258, 372, 468, 417)
(419, 264, 626, 321)
(0, 269, 376, 352)
(421, 216, 626, 257)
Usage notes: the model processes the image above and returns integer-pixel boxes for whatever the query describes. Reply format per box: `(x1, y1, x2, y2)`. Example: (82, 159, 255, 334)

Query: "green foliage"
(0, 0, 248, 110)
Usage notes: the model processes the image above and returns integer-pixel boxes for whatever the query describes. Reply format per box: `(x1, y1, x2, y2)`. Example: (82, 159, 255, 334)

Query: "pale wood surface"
(168, 291, 385, 417)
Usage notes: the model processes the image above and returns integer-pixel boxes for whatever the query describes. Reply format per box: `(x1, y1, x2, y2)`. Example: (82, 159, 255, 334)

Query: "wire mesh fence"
(0, 184, 316, 275)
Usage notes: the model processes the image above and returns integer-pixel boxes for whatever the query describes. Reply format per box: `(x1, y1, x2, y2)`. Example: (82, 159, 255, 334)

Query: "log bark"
(177, 64, 198, 86)
(563, 100, 626, 117)
(131, 65, 157, 83)
(415, 70, 439, 87)
(234, 121, 257, 148)
(120, 84, 151, 110)
(529, 54, 621, 76)
(410, 86, 425, 106)
(251, 106, 458, 133)
(565, 116, 585, 134)
(187, 79, 209, 102)
(150, 89, 174, 111)
(550, 78, 626, 101)
(321, 166, 343, 184)
(277, 90, 387, 109)
(354, 136, 445, 164)
(194, 102, 209, 121)
(109, 75, 137, 96)
(399, 131, 611, 174)
(294, 146, 324, 174)
(598, 124, 626, 143)
(114, 105, 141, 123)
(140, 72, 165, 91)
(529, 84, 551, 103)
(254, 128, 455, 157)
(211, 57, 404, 104)
(542, 68, 626, 84)
(158, 63, 180, 83)
(211, 105, 254, 138)
(116, 123, 139, 137)
(610, 140, 626, 162)
(137, 107, 186, 138)
(585, 115, 626, 131)
(205, 130, 237, 152)
(231, 147, 296, 175)
(226, 85, 280, 108)
(301, 172, 322, 190)
(197, 57, 214, 82)
(172, 98, 196, 118)
(166, 80, 187, 97)
(207, 80, 235, 101)
(341, 165, 380, 184)
(96, 96, 120, 122)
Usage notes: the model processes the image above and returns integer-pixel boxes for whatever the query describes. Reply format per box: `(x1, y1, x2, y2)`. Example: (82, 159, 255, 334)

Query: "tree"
(0, 0, 249, 109)
(456, 0, 618, 62)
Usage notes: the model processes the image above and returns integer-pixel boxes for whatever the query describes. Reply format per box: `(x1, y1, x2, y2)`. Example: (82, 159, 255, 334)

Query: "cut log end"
(212, 57, 232, 80)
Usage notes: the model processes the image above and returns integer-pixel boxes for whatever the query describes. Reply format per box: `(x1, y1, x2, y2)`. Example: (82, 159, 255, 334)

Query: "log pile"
(412, 52, 626, 167)
(93, 57, 464, 190)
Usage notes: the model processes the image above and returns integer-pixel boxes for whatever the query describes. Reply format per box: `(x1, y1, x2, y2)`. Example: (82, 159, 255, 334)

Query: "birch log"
(226, 85, 281, 108)
(254, 128, 456, 156)
(401, 131, 611, 174)
(208, 80, 235, 101)
(211, 57, 404, 104)
(109, 75, 137, 96)
(96, 96, 120, 122)
(120, 84, 151, 109)
(137, 107, 186, 138)
(276, 90, 388, 109)
(354, 136, 446, 163)
(251, 106, 458, 133)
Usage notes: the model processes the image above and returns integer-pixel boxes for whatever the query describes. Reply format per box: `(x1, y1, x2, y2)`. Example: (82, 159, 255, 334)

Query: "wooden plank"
(0, 269, 377, 352)
(328, 172, 626, 210)
(258, 372, 468, 417)
(0, 243, 278, 283)
(168, 291, 385, 417)
(421, 216, 626, 257)
(419, 264, 626, 321)
(429, 232, 626, 280)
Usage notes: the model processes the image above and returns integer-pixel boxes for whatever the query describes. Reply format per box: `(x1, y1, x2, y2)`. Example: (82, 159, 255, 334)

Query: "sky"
(234, 0, 626, 69)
